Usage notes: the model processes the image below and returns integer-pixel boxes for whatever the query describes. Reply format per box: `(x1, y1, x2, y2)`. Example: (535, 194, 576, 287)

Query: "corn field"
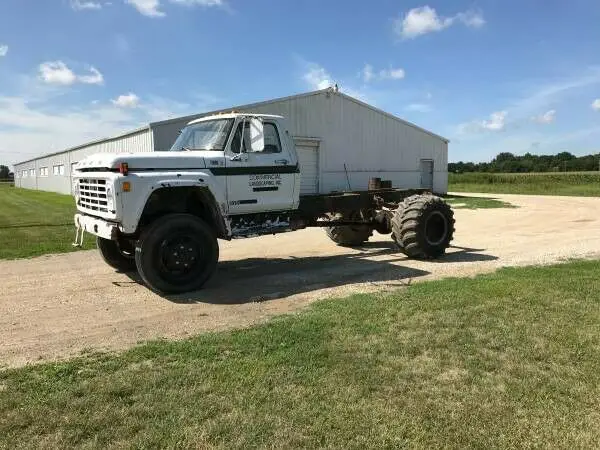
(449, 171, 600, 196)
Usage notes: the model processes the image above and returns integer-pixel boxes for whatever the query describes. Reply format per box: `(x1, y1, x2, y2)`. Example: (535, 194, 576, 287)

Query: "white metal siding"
(294, 140, 319, 194)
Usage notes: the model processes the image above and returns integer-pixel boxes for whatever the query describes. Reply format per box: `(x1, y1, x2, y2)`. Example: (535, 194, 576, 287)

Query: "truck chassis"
(80, 186, 454, 295)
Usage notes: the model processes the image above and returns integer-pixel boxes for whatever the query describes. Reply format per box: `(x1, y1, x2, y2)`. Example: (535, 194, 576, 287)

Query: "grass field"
(0, 185, 94, 259)
(1, 260, 599, 448)
(449, 171, 600, 196)
(444, 195, 515, 209)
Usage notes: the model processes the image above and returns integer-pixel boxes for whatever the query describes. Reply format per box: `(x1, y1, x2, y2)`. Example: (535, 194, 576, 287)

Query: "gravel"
(1, 193, 599, 368)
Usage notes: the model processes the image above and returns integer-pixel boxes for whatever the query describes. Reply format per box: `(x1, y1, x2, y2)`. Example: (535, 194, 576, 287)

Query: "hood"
(74, 151, 221, 171)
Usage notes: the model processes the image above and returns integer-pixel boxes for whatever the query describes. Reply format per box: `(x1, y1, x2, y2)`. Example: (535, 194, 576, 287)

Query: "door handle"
(275, 159, 289, 165)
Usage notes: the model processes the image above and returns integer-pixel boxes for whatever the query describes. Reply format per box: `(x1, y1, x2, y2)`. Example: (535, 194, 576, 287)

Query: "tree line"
(0, 165, 13, 180)
(449, 152, 600, 173)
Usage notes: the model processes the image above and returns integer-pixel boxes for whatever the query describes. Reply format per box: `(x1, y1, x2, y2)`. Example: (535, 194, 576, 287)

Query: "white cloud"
(405, 103, 432, 113)
(460, 111, 507, 134)
(39, 61, 77, 85)
(70, 0, 103, 10)
(169, 0, 225, 6)
(592, 99, 600, 111)
(532, 109, 556, 124)
(362, 64, 405, 82)
(112, 93, 140, 108)
(78, 67, 104, 85)
(38, 61, 104, 86)
(126, 0, 225, 16)
(481, 111, 507, 131)
(0, 45, 8, 57)
(303, 64, 333, 90)
(0, 90, 222, 165)
(395, 5, 485, 39)
(362, 64, 374, 83)
(126, 0, 165, 17)
(380, 67, 405, 80)
(456, 10, 486, 28)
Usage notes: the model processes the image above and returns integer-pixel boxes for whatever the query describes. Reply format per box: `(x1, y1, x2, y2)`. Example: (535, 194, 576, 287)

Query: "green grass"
(444, 195, 515, 209)
(2, 260, 599, 448)
(449, 171, 600, 196)
(0, 185, 94, 259)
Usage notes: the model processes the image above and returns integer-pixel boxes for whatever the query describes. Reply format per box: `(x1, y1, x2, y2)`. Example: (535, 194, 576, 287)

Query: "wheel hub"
(160, 237, 202, 273)
(424, 210, 448, 246)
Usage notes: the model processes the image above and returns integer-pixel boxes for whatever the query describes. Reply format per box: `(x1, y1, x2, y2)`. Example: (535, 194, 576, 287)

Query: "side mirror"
(249, 118, 264, 152)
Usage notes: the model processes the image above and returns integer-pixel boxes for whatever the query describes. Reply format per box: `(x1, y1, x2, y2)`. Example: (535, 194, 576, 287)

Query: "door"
(420, 159, 434, 190)
(294, 139, 319, 195)
(226, 120, 297, 214)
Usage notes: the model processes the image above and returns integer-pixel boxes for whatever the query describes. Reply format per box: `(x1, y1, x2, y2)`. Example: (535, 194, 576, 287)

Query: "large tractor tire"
(392, 194, 454, 259)
(135, 213, 219, 295)
(97, 236, 136, 272)
(325, 212, 373, 247)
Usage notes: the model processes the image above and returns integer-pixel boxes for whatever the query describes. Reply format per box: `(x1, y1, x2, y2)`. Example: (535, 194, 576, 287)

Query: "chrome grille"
(78, 178, 109, 213)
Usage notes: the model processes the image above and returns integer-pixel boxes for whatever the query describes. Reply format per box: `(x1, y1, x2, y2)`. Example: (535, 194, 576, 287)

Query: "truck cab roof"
(187, 113, 284, 126)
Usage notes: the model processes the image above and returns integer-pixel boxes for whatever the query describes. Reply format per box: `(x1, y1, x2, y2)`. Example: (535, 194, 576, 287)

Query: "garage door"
(294, 139, 319, 194)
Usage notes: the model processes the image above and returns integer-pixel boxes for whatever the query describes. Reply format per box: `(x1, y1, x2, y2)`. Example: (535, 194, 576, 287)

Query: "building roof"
(150, 88, 450, 143)
(15, 88, 448, 166)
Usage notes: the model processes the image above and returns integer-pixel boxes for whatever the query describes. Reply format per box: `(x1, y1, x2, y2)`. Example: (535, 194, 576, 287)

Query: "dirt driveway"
(1, 193, 599, 368)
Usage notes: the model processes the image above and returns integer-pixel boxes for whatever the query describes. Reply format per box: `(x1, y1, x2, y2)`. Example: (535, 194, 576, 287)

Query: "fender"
(119, 171, 231, 238)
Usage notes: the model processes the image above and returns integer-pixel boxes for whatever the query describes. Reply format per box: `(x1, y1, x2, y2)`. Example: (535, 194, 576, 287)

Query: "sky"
(1, 0, 600, 168)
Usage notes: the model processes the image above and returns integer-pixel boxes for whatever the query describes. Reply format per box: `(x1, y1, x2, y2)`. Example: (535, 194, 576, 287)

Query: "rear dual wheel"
(325, 211, 373, 247)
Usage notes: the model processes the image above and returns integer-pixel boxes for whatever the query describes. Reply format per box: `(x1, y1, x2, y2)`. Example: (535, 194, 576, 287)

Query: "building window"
(53, 165, 65, 176)
(40, 167, 49, 177)
(29, 168, 35, 177)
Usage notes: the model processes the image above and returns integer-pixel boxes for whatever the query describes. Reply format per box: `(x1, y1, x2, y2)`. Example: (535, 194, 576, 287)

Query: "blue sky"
(1, 0, 600, 167)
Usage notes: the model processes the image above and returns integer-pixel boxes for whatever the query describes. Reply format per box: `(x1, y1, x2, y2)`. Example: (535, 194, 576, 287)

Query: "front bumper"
(74, 213, 119, 241)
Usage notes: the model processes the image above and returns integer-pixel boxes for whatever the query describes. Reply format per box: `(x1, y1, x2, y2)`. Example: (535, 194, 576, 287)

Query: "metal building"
(14, 88, 448, 195)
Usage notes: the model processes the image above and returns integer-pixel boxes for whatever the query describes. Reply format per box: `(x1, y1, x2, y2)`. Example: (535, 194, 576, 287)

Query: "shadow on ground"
(117, 242, 497, 305)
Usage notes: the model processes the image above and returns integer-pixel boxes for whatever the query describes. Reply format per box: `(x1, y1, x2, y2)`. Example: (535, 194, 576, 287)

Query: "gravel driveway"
(1, 193, 599, 368)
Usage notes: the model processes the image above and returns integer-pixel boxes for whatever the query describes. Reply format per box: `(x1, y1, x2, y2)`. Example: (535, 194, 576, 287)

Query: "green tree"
(0, 165, 10, 179)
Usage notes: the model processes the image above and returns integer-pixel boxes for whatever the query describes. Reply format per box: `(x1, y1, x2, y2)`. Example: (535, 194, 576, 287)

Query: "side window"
(229, 121, 282, 154)
(262, 123, 282, 153)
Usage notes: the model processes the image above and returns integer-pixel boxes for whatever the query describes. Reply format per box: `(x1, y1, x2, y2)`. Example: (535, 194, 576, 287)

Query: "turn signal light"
(122, 181, 131, 192)
(119, 162, 129, 175)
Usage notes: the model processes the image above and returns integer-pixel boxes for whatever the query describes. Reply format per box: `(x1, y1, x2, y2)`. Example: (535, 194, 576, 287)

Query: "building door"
(420, 159, 434, 190)
(294, 138, 319, 194)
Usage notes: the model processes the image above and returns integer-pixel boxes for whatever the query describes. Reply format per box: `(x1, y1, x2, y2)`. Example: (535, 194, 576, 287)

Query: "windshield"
(170, 119, 234, 151)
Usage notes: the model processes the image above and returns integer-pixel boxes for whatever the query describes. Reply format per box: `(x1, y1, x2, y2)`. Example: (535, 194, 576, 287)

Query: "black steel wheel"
(392, 194, 454, 259)
(97, 236, 136, 272)
(135, 214, 219, 294)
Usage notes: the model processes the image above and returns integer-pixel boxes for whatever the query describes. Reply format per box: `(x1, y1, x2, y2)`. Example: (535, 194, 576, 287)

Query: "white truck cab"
(73, 113, 455, 295)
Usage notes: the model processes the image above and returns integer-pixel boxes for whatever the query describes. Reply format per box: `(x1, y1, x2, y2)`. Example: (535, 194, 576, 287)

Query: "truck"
(72, 113, 455, 294)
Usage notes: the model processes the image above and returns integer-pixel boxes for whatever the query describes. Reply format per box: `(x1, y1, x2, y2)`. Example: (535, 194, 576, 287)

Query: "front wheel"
(135, 214, 219, 294)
